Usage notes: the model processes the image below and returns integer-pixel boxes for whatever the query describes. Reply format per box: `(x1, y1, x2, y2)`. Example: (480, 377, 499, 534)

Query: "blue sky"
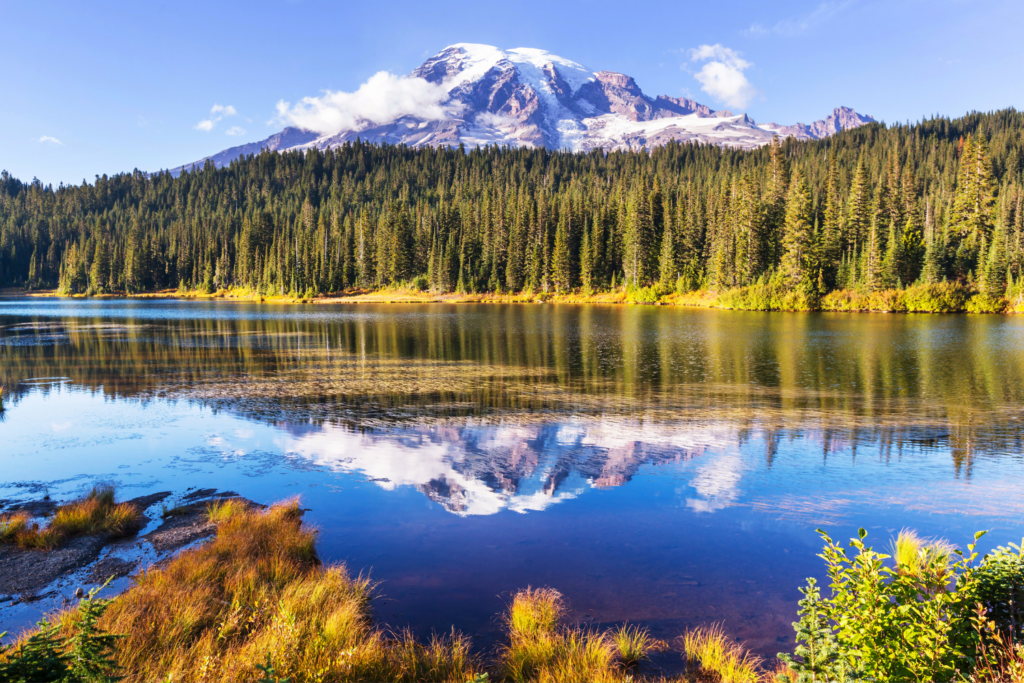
(2, 0, 1021, 186)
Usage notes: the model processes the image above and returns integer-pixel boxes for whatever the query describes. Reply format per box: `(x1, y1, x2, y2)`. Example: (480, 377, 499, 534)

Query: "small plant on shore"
(680, 623, 762, 683)
(0, 485, 142, 550)
(611, 623, 658, 669)
(499, 587, 659, 683)
(0, 582, 122, 682)
(776, 578, 854, 682)
(973, 540, 1024, 641)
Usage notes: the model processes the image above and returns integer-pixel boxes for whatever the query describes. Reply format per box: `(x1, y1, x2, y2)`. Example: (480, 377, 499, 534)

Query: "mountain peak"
(166, 45, 876, 174)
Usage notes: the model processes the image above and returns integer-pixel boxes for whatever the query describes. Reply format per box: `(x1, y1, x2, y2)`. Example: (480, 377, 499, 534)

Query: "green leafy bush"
(966, 293, 1007, 313)
(625, 284, 659, 304)
(716, 277, 818, 312)
(783, 528, 990, 682)
(903, 281, 971, 312)
(974, 540, 1024, 641)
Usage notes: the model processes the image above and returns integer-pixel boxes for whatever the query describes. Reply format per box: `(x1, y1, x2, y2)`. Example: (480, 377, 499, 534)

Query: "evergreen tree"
(623, 180, 655, 286)
(780, 169, 815, 288)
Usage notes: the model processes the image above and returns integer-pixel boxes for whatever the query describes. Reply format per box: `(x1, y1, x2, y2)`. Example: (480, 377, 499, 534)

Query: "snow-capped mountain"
(171, 43, 875, 174)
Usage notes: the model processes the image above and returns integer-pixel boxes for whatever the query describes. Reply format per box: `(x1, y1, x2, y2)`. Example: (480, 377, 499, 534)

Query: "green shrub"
(788, 528, 990, 682)
(716, 277, 818, 312)
(411, 275, 429, 291)
(903, 281, 971, 312)
(625, 284, 659, 304)
(966, 294, 1007, 313)
(973, 540, 1024, 641)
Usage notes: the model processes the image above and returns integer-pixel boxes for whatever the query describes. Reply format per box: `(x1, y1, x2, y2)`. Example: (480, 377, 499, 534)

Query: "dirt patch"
(0, 532, 110, 594)
(144, 494, 253, 554)
(86, 557, 138, 584)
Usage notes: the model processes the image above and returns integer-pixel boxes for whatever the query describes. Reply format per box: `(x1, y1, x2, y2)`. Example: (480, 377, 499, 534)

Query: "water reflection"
(3, 299, 1024, 655)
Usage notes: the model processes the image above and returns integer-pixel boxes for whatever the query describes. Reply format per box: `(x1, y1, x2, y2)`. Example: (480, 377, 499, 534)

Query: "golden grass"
(500, 587, 664, 683)
(680, 624, 762, 683)
(63, 498, 482, 683)
(205, 497, 249, 523)
(0, 485, 142, 550)
(612, 623, 662, 668)
(7, 500, 779, 682)
(892, 528, 955, 576)
(0, 510, 31, 544)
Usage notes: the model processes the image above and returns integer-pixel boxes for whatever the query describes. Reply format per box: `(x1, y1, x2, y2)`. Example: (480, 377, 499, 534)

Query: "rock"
(75, 587, 84, 598)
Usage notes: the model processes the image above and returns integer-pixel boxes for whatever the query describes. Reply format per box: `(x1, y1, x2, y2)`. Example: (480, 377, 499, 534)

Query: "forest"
(0, 108, 1022, 309)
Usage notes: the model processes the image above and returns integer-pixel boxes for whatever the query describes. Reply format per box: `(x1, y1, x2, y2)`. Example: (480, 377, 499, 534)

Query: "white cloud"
(747, 1, 854, 36)
(688, 44, 759, 110)
(274, 71, 452, 136)
(194, 103, 238, 132)
(38, 136, 63, 145)
(225, 126, 246, 136)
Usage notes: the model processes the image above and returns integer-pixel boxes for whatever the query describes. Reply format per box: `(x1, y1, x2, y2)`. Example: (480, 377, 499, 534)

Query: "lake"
(2, 298, 1024, 658)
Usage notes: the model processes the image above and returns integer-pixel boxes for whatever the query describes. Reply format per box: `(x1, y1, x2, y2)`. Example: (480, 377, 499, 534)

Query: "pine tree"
(658, 220, 678, 289)
(881, 220, 903, 288)
(982, 222, 1008, 298)
(623, 180, 655, 287)
(777, 578, 854, 683)
(781, 168, 815, 288)
(552, 199, 575, 292)
(862, 220, 883, 292)
(821, 151, 842, 288)
(89, 236, 109, 294)
(580, 217, 595, 293)
(764, 135, 790, 267)
(846, 155, 872, 251)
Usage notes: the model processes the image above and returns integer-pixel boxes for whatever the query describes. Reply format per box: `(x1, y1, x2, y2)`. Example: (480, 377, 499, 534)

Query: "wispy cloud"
(747, 0, 854, 36)
(687, 44, 759, 110)
(195, 103, 238, 132)
(274, 71, 452, 136)
(225, 126, 246, 136)
(38, 136, 63, 145)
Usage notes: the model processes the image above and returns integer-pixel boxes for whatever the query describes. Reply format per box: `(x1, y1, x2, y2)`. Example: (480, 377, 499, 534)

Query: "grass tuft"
(892, 528, 955, 576)
(0, 485, 142, 550)
(611, 623, 659, 668)
(206, 497, 250, 524)
(508, 587, 565, 641)
(38, 498, 484, 682)
(0, 511, 31, 544)
(500, 587, 661, 683)
(681, 624, 762, 683)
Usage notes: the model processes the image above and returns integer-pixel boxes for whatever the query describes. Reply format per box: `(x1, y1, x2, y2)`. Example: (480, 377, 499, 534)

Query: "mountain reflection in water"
(280, 421, 733, 516)
(3, 298, 1024, 657)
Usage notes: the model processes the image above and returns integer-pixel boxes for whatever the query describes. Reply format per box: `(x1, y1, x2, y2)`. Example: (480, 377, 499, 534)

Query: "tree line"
(1, 108, 1022, 300)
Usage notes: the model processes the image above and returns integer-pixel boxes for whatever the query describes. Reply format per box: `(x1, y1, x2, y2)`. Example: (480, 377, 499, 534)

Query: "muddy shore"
(0, 488, 258, 632)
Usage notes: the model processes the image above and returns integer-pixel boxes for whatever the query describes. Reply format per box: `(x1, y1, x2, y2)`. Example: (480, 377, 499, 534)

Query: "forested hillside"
(1, 109, 1022, 307)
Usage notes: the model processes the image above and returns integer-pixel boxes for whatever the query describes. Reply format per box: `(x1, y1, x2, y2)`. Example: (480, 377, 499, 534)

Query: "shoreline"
(3, 283, 1020, 314)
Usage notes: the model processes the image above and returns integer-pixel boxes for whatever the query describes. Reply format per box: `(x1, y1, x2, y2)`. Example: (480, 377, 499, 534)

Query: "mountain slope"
(169, 44, 875, 174)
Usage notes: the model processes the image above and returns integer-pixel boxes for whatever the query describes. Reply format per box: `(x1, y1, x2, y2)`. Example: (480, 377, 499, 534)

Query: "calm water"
(2, 298, 1024, 656)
